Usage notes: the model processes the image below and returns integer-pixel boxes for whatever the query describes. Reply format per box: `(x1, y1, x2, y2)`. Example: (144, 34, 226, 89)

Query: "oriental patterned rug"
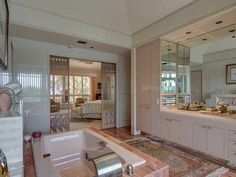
(126, 138, 228, 177)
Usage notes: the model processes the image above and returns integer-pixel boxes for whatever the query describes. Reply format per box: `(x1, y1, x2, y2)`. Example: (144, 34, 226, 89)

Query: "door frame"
(49, 56, 119, 130)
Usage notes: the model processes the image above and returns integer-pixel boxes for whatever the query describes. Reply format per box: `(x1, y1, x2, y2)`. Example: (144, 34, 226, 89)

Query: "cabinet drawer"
(228, 141, 236, 151)
(228, 130, 236, 141)
(228, 151, 236, 162)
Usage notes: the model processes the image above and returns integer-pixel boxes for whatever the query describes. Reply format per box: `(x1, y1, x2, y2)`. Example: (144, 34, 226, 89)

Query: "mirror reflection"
(161, 22, 236, 114)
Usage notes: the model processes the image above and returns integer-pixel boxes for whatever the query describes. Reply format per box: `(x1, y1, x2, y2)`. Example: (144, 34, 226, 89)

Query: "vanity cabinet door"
(207, 127, 224, 157)
(137, 105, 152, 134)
(169, 119, 180, 143)
(161, 117, 170, 139)
(193, 124, 207, 152)
(160, 117, 180, 143)
(136, 44, 152, 134)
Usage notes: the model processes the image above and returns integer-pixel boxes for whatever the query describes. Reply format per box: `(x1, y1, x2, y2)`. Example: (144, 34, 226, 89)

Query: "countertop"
(162, 108, 236, 121)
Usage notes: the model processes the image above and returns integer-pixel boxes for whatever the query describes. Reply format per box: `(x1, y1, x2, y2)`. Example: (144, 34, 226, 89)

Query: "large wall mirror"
(0, 0, 9, 70)
(161, 6, 236, 109)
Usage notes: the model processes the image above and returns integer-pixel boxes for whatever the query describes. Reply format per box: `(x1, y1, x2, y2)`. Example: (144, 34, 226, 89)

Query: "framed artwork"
(0, 0, 9, 70)
(226, 64, 236, 84)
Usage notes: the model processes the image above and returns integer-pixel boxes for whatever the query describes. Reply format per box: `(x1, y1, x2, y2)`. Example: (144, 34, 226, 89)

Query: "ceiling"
(69, 59, 101, 72)
(162, 6, 236, 46)
(180, 23, 236, 47)
(10, 0, 194, 35)
(11, 24, 130, 54)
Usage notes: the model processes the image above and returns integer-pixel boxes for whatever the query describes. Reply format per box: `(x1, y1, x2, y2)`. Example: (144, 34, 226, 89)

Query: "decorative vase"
(0, 92, 12, 112)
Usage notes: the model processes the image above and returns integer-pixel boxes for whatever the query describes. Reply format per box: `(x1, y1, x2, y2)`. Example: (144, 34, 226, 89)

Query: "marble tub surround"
(32, 128, 168, 177)
(92, 128, 169, 177)
(24, 127, 236, 177)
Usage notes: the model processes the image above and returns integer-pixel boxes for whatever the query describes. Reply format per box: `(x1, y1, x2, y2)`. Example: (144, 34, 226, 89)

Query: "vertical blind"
(101, 63, 116, 129)
(14, 48, 50, 135)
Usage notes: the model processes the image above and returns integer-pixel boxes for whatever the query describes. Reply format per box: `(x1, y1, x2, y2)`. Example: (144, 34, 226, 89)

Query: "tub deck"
(27, 127, 236, 177)
(91, 128, 169, 177)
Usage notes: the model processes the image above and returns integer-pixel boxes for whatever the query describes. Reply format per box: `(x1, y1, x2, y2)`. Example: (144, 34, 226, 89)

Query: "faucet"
(0, 149, 9, 177)
(126, 164, 134, 176)
(98, 141, 107, 149)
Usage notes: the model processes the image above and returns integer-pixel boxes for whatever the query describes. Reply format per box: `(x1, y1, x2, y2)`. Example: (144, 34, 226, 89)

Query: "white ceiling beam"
(132, 0, 236, 47)
(10, 2, 132, 49)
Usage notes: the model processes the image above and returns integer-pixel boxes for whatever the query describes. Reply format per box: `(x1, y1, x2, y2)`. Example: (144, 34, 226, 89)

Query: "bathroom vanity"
(0, 103, 23, 177)
(160, 108, 236, 164)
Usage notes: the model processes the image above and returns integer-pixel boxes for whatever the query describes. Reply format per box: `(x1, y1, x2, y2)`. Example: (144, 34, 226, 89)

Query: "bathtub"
(32, 129, 146, 177)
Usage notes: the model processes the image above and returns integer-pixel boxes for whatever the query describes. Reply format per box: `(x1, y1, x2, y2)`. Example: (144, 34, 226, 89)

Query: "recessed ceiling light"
(233, 36, 236, 38)
(90, 46, 94, 49)
(215, 20, 223, 24)
(202, 38, 207, 41)
(167, 48, 172, 51)
(229, 29, 236, 33)
(77, 40, 87, 44)
(186, 31, 191, 35)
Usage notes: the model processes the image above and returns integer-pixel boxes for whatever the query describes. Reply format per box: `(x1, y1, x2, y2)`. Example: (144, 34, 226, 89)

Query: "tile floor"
(70, 118, 102, 130)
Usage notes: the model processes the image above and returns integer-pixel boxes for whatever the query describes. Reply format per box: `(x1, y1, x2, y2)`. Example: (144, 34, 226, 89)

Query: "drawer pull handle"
(43, 153, 51, 158)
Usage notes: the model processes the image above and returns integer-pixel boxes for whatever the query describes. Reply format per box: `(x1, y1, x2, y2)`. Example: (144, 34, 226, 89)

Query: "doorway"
(49, 56, 116, 132)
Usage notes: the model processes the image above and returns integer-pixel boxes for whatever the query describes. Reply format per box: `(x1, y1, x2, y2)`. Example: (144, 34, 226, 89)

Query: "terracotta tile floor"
(101, 126, 149, 141)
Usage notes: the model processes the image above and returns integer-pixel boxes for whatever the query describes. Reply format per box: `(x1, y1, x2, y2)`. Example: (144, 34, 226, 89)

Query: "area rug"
(127, 138, 223, 177)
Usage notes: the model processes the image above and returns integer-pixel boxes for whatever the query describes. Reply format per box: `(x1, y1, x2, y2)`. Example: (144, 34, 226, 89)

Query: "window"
(69, 76, 90, 102)
(50, 75, 68, 103)
(51, 75, 91, 103)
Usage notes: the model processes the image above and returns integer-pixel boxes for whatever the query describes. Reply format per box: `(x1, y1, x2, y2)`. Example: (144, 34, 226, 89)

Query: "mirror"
(161, 41, 191, 106)
(180, 23, 236, 107)
(0, 0, 9, 70)
(161, 7, 236, 109)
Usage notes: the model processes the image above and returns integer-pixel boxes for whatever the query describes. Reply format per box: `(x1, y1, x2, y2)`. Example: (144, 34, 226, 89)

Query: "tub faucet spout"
(98, 141, 107, 149)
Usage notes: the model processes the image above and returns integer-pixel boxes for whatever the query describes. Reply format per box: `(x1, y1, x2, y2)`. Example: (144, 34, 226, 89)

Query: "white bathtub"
(32, 129, 146, 177)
